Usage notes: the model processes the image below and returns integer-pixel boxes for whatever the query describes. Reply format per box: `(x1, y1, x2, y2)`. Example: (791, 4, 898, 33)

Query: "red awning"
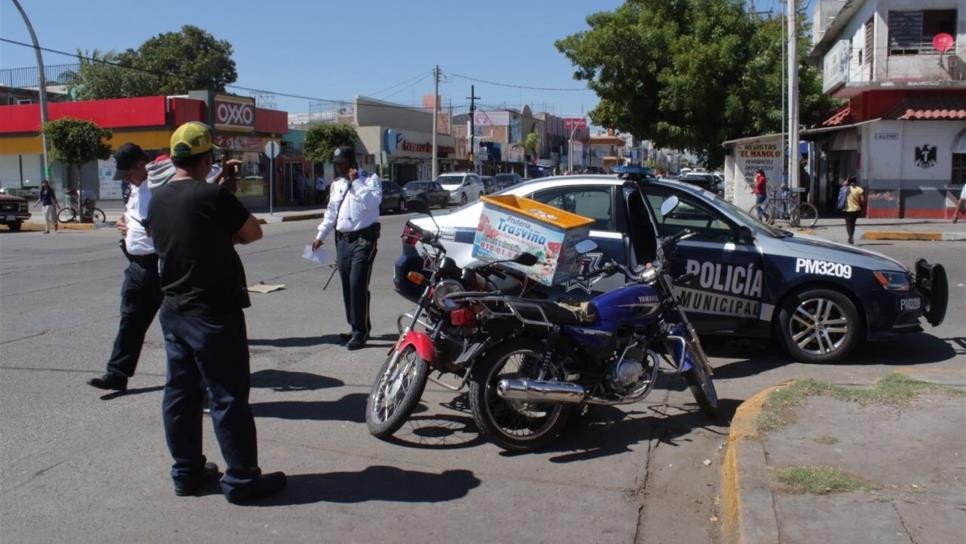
(885, 95, 966, 120)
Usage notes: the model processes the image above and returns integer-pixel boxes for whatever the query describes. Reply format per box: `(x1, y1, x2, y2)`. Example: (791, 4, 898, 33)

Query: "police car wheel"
(778, 288, 859, 364)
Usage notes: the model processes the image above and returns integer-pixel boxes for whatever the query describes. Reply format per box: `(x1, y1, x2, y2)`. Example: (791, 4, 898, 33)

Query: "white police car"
(394, 171, 948, 363)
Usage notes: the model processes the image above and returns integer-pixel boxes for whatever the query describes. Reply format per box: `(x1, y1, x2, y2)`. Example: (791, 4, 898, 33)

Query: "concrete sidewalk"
(800, 218, 966, 242)
(722, 368, 966, 544)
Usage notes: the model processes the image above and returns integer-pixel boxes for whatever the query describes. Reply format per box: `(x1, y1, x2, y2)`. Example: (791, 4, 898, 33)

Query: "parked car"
(493, 173, 523, 190)
(678, 172, 717, 192)
(481, 176, 497, 194)
(379, 180, 407, 214)
(0, 186, 41, 200)
(0, 193, 31, 231)
(394, 172, 948, 364)
(435, 172, 484, 206)
(402, 180, 450, 208)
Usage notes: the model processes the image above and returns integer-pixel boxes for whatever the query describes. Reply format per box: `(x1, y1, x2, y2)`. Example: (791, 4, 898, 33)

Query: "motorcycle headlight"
(432, 279, 464, 310)
(873, 271, 911, 292)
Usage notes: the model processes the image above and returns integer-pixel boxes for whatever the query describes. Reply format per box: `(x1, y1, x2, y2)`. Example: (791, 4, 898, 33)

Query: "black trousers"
(336, 231, 379, 340)
(844, 211, 860, 241)
(106, 257, 162, 378)
(159, 307, 260, 495)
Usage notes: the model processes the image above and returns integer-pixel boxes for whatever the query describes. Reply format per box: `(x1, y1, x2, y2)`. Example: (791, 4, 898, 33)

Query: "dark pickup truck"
(0, 193, 31, 231)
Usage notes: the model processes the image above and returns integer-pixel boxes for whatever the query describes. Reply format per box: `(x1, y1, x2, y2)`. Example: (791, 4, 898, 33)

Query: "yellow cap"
(170, 122, 218, 158)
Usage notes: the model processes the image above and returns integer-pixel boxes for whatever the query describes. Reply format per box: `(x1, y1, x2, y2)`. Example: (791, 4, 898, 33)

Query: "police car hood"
(766, 233, 908, 273)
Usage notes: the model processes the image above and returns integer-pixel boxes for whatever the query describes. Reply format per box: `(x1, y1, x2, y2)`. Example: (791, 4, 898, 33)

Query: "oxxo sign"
(213, 95, 255, 133)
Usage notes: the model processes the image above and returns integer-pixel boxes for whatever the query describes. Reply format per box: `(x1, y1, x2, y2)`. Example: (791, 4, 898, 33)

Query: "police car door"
(528, 184, 626, 296)
(644, 186, 766, 333)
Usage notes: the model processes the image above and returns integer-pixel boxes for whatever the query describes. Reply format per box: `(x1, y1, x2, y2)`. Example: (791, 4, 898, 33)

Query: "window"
(645, 189, 734, 243)
(531, 186, 614, 231)
(953, 154, 966, 185)
(889, 10, 957, 55)
(16, 98, 32, 105)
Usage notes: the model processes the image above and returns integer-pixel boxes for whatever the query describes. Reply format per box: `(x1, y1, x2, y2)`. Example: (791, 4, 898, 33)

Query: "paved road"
(1, 216, 963, 543)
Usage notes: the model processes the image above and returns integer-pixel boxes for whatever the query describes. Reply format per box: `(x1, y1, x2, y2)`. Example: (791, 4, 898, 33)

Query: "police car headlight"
(873, 271, 911, 292)
(432, 279, 463, 310)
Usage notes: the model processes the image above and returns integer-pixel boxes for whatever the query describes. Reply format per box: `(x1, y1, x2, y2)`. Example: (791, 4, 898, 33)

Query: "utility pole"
(466, 85, 480, 172)
(11, 0, 51, 180)
(787, 0, 800, 190)
(431, 65, 440, 180)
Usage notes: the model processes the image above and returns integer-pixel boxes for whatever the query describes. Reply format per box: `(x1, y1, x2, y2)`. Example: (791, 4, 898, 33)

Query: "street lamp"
(10, 0, 51, 181)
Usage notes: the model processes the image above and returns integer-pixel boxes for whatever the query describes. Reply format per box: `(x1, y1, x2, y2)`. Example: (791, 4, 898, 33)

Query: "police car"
(394, 170, 948, 363)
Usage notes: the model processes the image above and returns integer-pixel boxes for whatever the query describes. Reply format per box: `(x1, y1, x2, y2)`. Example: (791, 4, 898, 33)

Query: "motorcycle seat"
(518, 299, 597, 326)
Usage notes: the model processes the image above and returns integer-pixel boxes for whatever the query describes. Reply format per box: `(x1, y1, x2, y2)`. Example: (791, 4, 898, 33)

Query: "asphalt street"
(1, 215, 963, 544)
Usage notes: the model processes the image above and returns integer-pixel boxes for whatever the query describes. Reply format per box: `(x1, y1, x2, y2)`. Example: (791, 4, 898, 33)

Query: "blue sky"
(1, 0, 789, 117)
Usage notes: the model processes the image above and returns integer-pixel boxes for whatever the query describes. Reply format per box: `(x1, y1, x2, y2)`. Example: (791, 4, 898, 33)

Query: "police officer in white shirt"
(88, 143, 164, 392)
(311, 146, 383, 350)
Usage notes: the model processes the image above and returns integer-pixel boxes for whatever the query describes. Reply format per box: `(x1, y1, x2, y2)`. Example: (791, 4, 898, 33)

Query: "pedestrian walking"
(34, 180, 58, 233)
(953, 183, 966, 224)
(88, 144, 162, 392)
(753, 169, 769, 221)
(842, 176, 865, 244)
(310, 146, 383, 350)
(315, 172, 329, 206)
(148, 122, 285, 502)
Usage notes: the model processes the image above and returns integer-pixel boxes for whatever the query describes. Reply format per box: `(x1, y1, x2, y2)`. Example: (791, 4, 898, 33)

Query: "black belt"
(129, 253, 159, 266)
(336, 223, 380, 242)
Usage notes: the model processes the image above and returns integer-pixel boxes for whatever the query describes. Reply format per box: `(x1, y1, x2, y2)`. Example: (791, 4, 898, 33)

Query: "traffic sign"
(264, 140, 281, 159)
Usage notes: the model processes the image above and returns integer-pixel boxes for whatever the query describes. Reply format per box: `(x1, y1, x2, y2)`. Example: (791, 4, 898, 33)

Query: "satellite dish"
(933, 33, 955, 54)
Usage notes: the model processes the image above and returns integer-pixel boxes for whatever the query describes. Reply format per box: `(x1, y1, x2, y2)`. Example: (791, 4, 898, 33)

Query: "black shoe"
(174, 462, 221, 496)
(346, 337, 366, 351)
(87, 373, 127, 392)
(225, 472, 287, 504)
(338, 332, 353, 344)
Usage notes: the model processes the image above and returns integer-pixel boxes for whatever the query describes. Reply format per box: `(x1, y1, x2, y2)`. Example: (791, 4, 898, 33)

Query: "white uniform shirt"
(315, 172, 383, 242)
(125, 182, 155, 256)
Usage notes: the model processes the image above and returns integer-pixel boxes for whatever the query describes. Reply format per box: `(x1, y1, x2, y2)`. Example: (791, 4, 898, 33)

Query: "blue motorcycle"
(455, 197, 719, 451)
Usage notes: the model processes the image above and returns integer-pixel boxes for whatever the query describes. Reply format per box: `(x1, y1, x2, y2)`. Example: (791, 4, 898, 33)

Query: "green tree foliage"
(523, 132, 541, 160)
(303, 124, 360, 164)
(43, 118, 112, 189)
(132, 25, 238, 95)
(64, 26, 236, 99)
(66, 50, 159, 100)
(556, 0, 838, 166)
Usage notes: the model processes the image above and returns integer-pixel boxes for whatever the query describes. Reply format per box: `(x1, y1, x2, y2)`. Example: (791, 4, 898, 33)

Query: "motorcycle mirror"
(514, 253, 539, 266)
(660, 196, 680, 217)
(575, 239, 599, 255)
(407, 196, 430, 214)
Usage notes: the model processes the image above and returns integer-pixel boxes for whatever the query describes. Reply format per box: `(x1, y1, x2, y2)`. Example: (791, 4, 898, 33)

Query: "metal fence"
(0, 63, 79, 89)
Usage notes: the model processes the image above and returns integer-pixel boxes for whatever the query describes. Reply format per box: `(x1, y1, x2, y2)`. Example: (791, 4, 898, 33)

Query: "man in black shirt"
(148, 122, 285, 503)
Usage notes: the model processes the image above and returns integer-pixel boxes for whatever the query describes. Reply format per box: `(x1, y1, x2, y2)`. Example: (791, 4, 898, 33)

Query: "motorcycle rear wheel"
(366, 345, 430, 439)
(469, 339, 570, 452)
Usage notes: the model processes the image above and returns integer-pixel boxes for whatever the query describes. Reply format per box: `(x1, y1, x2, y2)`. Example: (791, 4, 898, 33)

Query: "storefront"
(0, 93, 287, 210)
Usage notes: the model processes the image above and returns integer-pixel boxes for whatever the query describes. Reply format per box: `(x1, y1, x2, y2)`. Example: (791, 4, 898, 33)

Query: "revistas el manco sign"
(212, 94, 255, 133)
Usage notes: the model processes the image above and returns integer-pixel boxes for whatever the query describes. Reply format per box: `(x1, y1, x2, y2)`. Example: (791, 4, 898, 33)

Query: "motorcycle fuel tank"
(593, 283, 662, 326)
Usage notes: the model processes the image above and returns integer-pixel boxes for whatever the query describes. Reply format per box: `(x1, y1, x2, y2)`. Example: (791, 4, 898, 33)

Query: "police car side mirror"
(736, 226, 755, 244)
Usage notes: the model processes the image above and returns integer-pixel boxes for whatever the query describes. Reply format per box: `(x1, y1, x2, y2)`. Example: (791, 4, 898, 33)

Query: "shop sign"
(563, 118, 587, 131)
(215, 135, 265, 152)
(400, 139, 455, 156)
(822, 40, 849, 93)
(874, 132, 899, 141)
(213, 94, 256, 133)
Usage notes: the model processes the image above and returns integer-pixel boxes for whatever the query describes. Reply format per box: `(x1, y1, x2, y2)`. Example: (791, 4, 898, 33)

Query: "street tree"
(43, 117, 112, 196)
(304, 124, 360, 164)
(556, 0, 837, 166)
(65, 49, 159, 100)
(132, 25, 238, 94)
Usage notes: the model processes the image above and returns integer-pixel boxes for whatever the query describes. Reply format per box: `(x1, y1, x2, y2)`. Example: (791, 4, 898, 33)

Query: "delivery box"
(472, 195, 594, 286)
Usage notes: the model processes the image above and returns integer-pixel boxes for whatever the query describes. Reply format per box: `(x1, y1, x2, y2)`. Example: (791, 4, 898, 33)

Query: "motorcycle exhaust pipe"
(496, 379, 587, 404)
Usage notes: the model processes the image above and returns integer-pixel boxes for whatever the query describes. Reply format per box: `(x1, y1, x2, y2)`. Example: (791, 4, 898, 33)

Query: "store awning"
(885, 95, 966, 120)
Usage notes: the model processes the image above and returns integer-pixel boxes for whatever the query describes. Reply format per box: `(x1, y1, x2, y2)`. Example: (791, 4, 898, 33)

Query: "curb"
(255, 212, 323, 225)
(23, 221, 111, 231)
(721, 381, 792, 544)
(862, 230, 966, 241)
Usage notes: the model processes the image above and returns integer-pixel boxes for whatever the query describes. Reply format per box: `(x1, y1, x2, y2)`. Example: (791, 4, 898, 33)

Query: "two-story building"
(809, 0, 966, 218)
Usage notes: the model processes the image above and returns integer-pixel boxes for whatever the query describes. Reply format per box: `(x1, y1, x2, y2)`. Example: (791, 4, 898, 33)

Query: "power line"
(366, 71, 431, 98)
(447, 71, 591, 92)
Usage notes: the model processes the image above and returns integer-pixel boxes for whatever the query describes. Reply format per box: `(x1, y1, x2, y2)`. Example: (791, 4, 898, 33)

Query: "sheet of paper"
(248, 283, 286, 294)
(302, 244, 329, 265)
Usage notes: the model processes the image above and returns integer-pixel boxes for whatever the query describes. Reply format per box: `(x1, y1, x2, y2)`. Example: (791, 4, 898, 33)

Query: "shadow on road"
(238, 466, 481, 506)
(384, 413, 487, 450)
(251, 393, 368, 422)
(250, 369, 344, 392)
(100, 385, 164, 400)
(249, 336, 338, 348)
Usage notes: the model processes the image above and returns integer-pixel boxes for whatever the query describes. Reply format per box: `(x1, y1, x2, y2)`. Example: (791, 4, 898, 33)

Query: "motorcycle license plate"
(898, 296, 922, 312)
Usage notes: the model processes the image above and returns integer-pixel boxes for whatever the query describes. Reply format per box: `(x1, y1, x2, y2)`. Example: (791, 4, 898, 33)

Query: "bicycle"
(747, 187, 818, 228)
(58, 196, 105, 224)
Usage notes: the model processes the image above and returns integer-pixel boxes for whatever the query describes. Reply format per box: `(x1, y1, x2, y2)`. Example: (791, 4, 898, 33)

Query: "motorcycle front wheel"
(683, 359, 719, 418)
(469, 339, 570, 452)
(366, 344, 430, 439)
